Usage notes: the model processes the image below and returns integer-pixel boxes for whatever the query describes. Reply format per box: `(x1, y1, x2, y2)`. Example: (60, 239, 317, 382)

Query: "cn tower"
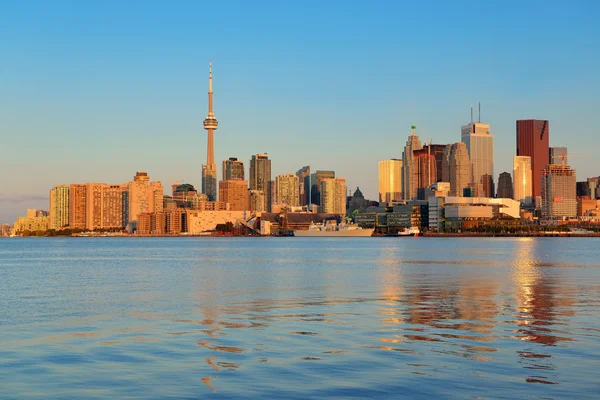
(202, 60, 218, 201)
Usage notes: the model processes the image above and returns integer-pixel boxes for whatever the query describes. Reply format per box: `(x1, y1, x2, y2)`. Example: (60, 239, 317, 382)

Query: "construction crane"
(550, 153, 588, 167)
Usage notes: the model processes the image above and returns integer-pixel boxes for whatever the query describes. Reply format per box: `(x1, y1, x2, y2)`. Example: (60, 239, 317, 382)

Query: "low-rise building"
(428, 196, 520, 231)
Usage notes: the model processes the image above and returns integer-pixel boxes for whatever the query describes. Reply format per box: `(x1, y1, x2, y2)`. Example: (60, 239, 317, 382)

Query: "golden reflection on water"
(510, 238, 578, 384)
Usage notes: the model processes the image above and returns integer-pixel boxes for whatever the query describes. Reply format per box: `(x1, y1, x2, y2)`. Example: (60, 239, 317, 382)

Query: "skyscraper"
(402, 125, 423, 200)
(249, 154, 272, 211)
(513, 156, 533, 206)
(414, 146, 437, 200)
(222, 157, 245, 180)
(461, 114, 494, 197)
(276, 174, 300, 207)
(497, 172, 513, 199)
(541, 164, 576, 218)
(516, 120, 549, 200)
(378, 159, 402, 203)
(320, 178, 347, 215)
(442, 142, 471, 197)
(202, 61, 218, 201)
(296, 166, 311, 206)
(49, 184, 69, 229)
(549, 147, 568, 166)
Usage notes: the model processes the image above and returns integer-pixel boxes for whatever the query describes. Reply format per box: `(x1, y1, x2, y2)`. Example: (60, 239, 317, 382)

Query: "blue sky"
(1, 0, 599, 222)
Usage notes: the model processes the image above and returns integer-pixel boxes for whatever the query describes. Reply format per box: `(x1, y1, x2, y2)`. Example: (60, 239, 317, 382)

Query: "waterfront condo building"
(516, 119, 549, 200)
(128, 172, 163, 225)
(275, 174, 300, 207)
(250, 154, 272, 211)
(378, 159, 402, 204)
(69, 183, 88, 229)
(49, 184, 69, 229)
(513, 156, 533, 206)
(85, 183, 129, 230)
(461, 121, 494, 198)
(497, 172, 513, 199)
(402, 125, 423, 200)
(219, 180, 249, 211)
(541, 164, 576, 219)
(320, 178, 347, 215)
(442, 143, 471, 197)
(222, 157, 245, 181)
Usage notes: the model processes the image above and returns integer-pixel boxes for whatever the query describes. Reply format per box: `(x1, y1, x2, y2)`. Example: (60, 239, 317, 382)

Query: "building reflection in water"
(510, 238, 577, 385)
(376, 249, 502, 366)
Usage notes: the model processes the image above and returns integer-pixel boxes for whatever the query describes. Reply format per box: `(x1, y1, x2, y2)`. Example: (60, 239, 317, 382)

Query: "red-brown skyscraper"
(516, 120, 549, 199)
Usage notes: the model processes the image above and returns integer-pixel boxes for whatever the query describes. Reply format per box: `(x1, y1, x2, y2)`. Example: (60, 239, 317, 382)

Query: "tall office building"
(49, 184, 69, 229)
(428, 144, 447, 183)
(461, 114, 494, 197)
(219, 180, 249, 211)
(128, 172, 163, 225)
(69, 184, 87, 229)
(378, 159, 402, 203)
(296, 166, 311, 206)
(308, 170, 335, 206)
(497, 172, 513, 199)
(414, 146, 437, 200)
(513, 156, 533, 206)
(541, 164, 576, 218)
(442, 143, 471, 197)
(249, 154, 272, 211)
(516, 120, 549, 200)
(549, 147, 568, 166)
(222, 157, 245, 180)
(320, 178, 347, 215)
(275, 174, 300, 207)
(202, 61, 218, 201)
(402, 125, 423, 200)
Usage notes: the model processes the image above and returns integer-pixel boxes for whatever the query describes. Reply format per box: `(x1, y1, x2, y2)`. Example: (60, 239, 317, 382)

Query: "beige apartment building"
(320, 178, 346, 215)
(49, 184, 69, 229)
(128, 172, 163, 224)
(275, 174, 299, 207)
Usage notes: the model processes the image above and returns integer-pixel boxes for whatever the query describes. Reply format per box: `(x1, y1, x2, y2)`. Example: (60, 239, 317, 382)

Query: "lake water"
(1, 237, 599, 399)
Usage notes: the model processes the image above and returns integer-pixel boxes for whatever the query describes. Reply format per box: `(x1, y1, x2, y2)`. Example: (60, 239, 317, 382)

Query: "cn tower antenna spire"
(202, 59, 218, 200)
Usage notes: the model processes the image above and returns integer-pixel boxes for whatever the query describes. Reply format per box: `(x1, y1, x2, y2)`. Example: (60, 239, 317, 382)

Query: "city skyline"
(1, 1, 599, 222)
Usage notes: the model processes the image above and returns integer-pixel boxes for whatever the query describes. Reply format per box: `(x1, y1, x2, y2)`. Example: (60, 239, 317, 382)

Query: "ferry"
(397, 226, 420, 237)
(294, 220, 374, 237)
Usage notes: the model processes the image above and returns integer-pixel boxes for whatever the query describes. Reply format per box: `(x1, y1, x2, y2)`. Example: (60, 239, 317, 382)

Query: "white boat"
(295, 220, 374, 237)
(397, 226, 420, 236)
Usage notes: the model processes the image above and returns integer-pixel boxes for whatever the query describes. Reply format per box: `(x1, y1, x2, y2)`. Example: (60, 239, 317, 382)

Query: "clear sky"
(1, 0, 599, 223)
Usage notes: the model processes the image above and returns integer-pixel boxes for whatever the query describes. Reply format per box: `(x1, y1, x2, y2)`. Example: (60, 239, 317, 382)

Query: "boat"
(397, 226, 420, 237)
(294, 220, 374, 237)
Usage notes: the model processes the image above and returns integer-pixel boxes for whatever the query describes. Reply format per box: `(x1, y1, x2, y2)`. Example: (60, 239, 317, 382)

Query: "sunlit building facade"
(513, 156, 533, 206)
(378, 159, 402, 203)
(320, 178, 346, 215)
(49, 184, 69, 229)
(461, 122, 494, 197)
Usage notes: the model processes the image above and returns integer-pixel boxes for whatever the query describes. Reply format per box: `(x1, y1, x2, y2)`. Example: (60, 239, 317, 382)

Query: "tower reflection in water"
(511, 238, 576, 385)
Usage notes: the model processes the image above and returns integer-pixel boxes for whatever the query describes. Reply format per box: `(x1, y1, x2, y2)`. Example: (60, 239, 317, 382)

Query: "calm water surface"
(1, 237, 599, 399)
